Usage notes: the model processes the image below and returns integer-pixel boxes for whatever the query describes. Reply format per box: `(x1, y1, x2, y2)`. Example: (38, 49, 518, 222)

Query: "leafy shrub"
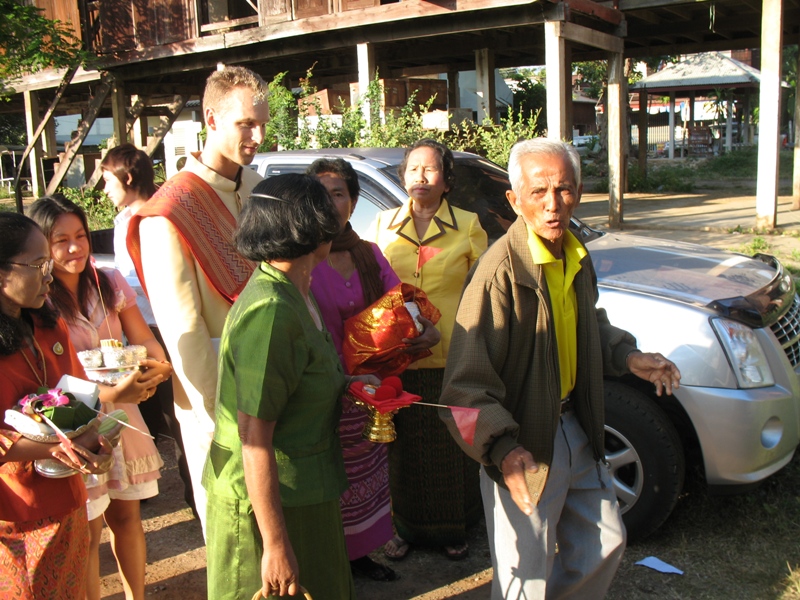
(58, 186, 116, 231)
(257, 66, 541, 168)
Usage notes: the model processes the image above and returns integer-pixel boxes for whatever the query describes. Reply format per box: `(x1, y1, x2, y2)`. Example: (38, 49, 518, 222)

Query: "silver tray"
(4, 408, 96, 443)
(34, 458, 78, 479)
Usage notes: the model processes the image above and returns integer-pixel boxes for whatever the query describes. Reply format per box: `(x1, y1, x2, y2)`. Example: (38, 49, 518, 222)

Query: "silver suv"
(250, 148, 800, 542)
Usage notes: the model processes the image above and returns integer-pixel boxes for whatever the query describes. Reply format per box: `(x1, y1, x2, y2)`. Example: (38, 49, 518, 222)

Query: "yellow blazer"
(366, 197, 488, 369)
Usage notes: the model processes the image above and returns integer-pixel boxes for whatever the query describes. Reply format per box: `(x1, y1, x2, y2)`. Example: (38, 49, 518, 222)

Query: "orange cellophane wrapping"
(343, 283, 441, 378)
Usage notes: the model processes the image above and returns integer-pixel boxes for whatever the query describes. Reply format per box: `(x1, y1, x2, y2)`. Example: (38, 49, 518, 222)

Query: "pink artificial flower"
(17, 389, 70, 408)
(39, 389, 70, 407)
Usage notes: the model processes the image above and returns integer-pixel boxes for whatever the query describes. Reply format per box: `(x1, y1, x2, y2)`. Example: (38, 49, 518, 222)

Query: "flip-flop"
(443, 542, 470, 561)
(383, 536, 412, 562)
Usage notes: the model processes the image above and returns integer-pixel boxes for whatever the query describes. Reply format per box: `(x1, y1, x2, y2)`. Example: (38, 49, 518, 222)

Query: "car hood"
(587, 233, 788, 320)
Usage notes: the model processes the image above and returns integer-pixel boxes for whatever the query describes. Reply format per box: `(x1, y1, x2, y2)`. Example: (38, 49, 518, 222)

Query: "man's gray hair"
(507, 138, 582, 194)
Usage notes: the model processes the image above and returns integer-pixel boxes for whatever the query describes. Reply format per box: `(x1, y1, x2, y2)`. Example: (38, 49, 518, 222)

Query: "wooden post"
(111, 80, 128, 147)
(23, 91, 45, 199)
(42, 120, 57, 158)
(668, 91, 675, 159)
(793, 48, 800, 210)
(544, 21, 568, 140)
(638, 88, 647, 177)
(356, 42, 376, 127)
(756, 0, 783, 230)
(447, 71, 460, 109)
(725, 92, 734, 153)
(608, 51, 624, 228)
(475, 48, 496, 124)
(130, 95, 149, 148)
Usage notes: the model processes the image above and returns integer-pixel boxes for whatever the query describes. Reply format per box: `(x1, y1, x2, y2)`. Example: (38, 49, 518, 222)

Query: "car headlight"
(711, 318, 775, 388)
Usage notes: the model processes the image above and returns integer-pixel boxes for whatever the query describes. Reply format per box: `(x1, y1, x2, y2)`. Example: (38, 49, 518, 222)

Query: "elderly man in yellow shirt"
(441, 138, 681, 599)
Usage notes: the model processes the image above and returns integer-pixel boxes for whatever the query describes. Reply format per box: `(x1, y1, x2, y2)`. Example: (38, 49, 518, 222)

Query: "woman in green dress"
(203, 173, 375, 600)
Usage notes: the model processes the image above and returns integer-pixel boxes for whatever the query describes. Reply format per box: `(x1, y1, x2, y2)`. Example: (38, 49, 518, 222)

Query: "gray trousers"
(481, 411, 626, 600)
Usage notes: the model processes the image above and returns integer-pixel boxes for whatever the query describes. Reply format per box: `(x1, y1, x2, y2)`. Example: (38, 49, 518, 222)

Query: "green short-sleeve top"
(203, 262, 348, 507)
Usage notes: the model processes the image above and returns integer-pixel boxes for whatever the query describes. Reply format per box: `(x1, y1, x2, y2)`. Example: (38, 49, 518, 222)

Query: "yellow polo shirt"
(367, 197, 487, 369)
(527, 228, 587, 399)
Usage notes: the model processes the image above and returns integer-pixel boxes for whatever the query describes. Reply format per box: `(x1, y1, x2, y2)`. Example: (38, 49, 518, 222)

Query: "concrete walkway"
(575, 188, 800, 269)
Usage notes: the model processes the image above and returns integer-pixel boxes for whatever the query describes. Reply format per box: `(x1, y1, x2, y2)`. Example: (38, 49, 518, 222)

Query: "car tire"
(603, 381, 685, 543)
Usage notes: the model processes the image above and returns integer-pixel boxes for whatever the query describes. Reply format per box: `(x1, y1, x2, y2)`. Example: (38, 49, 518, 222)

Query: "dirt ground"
(98, 438, 494, 600)
(95, 189, 800, 599)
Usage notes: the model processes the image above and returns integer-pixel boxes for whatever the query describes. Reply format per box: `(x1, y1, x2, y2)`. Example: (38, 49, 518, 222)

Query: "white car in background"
(249, 148, 800, 542)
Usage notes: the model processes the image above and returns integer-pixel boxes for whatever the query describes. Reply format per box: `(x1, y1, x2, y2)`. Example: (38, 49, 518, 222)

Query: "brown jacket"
(440, 218, 637, 489)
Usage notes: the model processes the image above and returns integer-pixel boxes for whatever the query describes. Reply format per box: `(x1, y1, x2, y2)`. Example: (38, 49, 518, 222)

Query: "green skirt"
(390, 368, 483, 546)
(206, 493, 355, 600)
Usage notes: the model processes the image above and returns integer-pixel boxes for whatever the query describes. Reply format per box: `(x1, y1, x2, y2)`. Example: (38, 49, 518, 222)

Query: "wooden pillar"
(668, 91, 676, 159)
(111, 80, 128, 147)
(447, 71, 460, 109)
(475, 48, 496, 124)
(756, 0, 783, 230)
(356, 42, 376, 126)
(23, 91, 45, 199)
(793, 49, 800, 209)
(725, 92, 734, 152)
(545, 21, 568, 140)
(608, 51, 624, 228)
(42, 120, 57, 158)
(638, 88, 647, 177)
(689, 91, 696, 127)
(131, 95, 148, 148)
(564, 44, 573, 140)
(744, 90, 752, 145)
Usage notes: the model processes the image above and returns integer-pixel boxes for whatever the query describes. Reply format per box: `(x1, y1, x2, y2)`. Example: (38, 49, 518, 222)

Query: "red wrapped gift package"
(342, 283, 441, 378)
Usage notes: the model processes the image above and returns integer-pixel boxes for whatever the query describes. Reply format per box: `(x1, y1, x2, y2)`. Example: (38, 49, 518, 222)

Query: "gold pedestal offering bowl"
(346, 380, 421, 444)
(349, 396, 401, 443)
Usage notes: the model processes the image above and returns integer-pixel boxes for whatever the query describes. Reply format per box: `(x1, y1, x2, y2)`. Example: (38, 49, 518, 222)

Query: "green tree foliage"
(508, 72, 546, 134)
(0, 0, 85, 97)
(258, 66, 541, 169)
(0, 114, 26, 145)
(574, 56, 678, 100)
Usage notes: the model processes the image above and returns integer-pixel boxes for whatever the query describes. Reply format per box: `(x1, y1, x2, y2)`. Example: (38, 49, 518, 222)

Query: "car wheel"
(604, 381, 685, 542)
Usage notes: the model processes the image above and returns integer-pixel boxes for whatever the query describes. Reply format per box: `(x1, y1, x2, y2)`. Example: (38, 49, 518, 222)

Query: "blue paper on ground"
(635, 556, 684, 575)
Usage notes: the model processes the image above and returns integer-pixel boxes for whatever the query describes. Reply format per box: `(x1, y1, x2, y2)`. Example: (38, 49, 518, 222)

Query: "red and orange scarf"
(127, 171, 255, 305)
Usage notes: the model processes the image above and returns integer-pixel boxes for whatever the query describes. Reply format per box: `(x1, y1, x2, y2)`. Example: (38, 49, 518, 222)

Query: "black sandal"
(350, 556, 398, 581)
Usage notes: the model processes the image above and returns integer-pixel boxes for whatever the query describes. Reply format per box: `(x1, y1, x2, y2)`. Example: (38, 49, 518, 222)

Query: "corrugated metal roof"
(631, 52, 765, 91)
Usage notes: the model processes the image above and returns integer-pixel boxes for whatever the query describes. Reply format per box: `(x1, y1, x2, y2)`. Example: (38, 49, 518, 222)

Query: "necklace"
(20, 336, 47, 388)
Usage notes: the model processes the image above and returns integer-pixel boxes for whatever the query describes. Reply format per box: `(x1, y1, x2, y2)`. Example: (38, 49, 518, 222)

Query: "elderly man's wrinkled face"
(506, 153, 581, 258)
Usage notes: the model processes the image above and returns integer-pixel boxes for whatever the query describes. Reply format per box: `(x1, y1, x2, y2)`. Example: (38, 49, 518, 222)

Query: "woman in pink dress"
(308, 158, 439, 581)
(28, 195, 172, 600)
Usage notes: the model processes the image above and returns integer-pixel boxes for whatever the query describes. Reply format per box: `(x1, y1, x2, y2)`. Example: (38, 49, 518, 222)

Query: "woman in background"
(29, 195, 170, 600)
(100, 144, 194, 515)
(308, 158, 438, 581)
(367, 139, 487, 561)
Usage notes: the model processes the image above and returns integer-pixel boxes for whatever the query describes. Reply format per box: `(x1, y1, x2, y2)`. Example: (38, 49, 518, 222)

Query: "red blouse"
(0, 316, 88, 522)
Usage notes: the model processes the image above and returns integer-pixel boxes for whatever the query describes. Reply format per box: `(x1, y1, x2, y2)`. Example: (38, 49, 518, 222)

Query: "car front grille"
(772, 294, 800, 367)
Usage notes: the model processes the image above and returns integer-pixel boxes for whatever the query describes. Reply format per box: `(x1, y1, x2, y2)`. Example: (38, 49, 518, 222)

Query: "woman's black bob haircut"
(306, 157, 360, 202)
(235, 173, 340, 262)
(398, 138, 456, 193)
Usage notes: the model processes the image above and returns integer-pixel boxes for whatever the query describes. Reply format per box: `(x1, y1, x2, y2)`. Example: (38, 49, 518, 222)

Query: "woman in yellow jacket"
(367, 139, 488, 561)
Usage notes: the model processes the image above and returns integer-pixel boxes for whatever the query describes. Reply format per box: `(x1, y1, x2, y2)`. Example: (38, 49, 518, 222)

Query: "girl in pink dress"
(29, 195, 172, 600)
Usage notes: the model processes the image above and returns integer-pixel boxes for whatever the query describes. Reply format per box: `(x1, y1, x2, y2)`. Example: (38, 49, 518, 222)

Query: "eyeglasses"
(7, 258, 54, 277)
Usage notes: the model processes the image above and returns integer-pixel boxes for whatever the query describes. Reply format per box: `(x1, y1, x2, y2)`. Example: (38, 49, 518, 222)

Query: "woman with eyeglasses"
(28, 195, 171, 600)
(0, 211, 123, 599)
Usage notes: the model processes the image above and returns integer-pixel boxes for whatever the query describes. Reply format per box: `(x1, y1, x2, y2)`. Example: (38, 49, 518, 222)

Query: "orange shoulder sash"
(127, 171, 255, 305)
